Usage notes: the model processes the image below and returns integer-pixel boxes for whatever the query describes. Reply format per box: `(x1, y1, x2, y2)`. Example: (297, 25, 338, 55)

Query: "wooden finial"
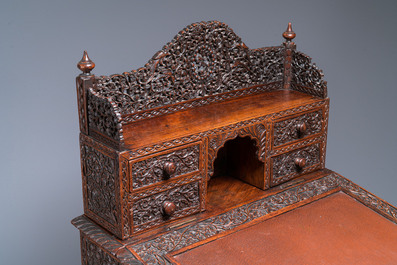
(77, 51, 95, 75)
(283, 22, 296, 42)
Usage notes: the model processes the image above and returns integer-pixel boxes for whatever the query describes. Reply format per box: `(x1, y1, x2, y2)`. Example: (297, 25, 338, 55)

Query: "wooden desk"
(72, 170, 397, 265)
(72, 21, 397, 264)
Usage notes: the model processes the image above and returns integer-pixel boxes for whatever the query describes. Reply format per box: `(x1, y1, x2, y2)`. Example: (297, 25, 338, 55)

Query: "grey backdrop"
(1, 0, 396, 264)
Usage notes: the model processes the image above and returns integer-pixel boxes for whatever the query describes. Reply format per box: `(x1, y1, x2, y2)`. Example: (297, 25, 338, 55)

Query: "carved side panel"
(132, 181, 201, 233)
(271, 142, 321, 186)
(87, 88, 124, 147)
(94, 21, 284, 117)
(81, 236, 122, 265)
(130, 144, 200, 190)
(80, 134, 121, 237)
(291, 50, 327, 98)
(207, 123, 266, 178)
(273, 109, 323, 146)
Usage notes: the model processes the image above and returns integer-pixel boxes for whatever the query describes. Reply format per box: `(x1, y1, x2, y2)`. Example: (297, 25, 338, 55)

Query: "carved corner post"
(282, 22, 296, 90)
(76, 51, 95, 135)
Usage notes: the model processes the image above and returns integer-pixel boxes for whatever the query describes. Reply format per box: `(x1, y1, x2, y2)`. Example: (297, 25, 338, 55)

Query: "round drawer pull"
(296, 122, 307, 135)
(163, 161, 177, 177)
(294, 157, 306, 169)
(162, 201, 176, 216)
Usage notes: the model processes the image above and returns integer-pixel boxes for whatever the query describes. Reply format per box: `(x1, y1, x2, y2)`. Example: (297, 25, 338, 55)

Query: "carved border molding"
(130, 175, 202, 201)
(120, 157, 130, 238)
(73, 220, 142, 265)
(73, 172, 397, 265)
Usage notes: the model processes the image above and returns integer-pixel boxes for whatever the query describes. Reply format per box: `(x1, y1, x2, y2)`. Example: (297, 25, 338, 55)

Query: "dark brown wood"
(75, 21, 330, 240)
(282, 22, 296, 42)
(72, 171, 397, 265)
(72, 21, 395, 265)
(162, 201, 176, 216)
(77, 51, 95, 75)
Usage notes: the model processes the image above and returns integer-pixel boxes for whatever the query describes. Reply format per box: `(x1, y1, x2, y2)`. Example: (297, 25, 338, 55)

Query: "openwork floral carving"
(87, 88, 123, 143)
(291, 50, 327, 98)
(93, 21, 284, 116)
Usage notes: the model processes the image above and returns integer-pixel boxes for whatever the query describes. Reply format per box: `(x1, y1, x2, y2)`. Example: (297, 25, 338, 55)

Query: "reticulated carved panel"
(122, 82, 281, 123)
(87, 88, 123, 144)
(271, 142, 321, 186)
(132, 181, 201, 233)
(273, 109, 323, 146)
(130, 144, 200, 190)
(94, 21, 284, 116)
(207, 123, 267, 178)
(291, 50, 327, 98)
(81, 143, 118, 226)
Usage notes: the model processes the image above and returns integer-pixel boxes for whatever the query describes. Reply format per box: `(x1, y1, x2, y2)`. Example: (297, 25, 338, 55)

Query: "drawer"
(273, 109, 323, 147)
(271, 142, 321, 186)
(129, 143, 201, 190)
(131, 180, 201, 233)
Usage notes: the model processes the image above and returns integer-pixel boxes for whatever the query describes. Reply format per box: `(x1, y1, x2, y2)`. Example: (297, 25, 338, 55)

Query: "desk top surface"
(172, 192, 397, 265)
(123, 89, 324, 149)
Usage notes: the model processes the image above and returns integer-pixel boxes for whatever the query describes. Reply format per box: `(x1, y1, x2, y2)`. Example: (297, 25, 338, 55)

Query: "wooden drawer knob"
(296, 122, 307, 135)
(162, 201, 176, 216)
(294, 157, 306, 169)
(163, 161, 177, 177)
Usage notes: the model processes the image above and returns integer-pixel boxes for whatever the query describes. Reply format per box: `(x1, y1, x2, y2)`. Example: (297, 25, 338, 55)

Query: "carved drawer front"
(131, 180, 201, 233)
(271, 142, 321, 186)
(129, 143, 201, 190)
(273, 109, 323, 147)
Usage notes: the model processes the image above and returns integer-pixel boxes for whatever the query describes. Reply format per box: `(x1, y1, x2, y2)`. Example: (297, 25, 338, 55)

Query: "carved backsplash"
(92, 21, 285, 116)
(80, 21, 328, 145)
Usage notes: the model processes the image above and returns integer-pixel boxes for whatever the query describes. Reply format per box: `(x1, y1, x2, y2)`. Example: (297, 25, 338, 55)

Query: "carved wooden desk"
(72, 22, 397, 264)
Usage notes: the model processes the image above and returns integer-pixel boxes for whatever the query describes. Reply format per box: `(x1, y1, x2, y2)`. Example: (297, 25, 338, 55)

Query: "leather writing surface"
(173, 192, 397, 265)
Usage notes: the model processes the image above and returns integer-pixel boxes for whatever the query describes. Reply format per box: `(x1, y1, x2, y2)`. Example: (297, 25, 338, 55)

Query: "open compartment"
(207, 136, 266, 210)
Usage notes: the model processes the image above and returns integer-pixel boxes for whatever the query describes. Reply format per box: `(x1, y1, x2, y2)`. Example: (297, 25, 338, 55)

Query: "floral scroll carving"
(87, 88, 124, 145)
(291, 50, 327, 98)
(81, 143, 119, 226)
(273, 109, 323, 146)
(130, 145, 200, 190)
(81, 237, 122, 265)
(132, 181, 201, 233)
(94, 21, 284, 116)
(271, 143, 321, 185)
